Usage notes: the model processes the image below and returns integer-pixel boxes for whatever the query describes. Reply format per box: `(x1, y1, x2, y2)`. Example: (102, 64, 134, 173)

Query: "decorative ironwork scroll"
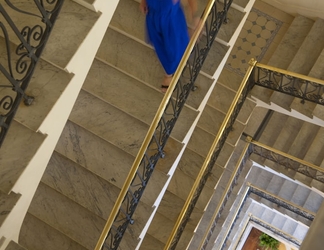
(0, 0, 64, 147)
(249, 184, 315, 221)
(250, 216, 301, 247)
(97, 1, 236, 249)
(253, 64, 324, 105)
(249, 141, 324, 183)
(200, 141, 252, 250)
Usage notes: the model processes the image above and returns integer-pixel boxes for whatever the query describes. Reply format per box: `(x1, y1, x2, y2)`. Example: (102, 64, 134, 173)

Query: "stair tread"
(5, 241, 27, 250)
(55, 120, 168, 206)
(42, 151, 153, 235)
(70, 89, 183, 175)
(28, 182, 108, 250)
(42, 0, 100, 68)
(303, 127, 324, 166)
(146, 211, 195, 248)
(270, 18, 324, 110)
(0, 191, 21, 227)
(83, 58, 197, 142)
(156, 190, 203, 228)
(0, 37, 73, 131)
(290, 47, 324, 118)
(198, 104, 245, 147)
(139, 233, 164, 250)
(20, 213, 87, 250)
(0, 121, 46, 194)
(251, 15, 314, 103)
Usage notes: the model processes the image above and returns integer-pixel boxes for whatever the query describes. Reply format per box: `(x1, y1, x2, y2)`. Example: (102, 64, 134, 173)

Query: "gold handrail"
(250, 139, 324, 173)
(164, 55, 257, 249)
(94, 0, 209, 249)
(255, 62, 324, 86)
(197, 139, 251, 249)
(247, 183, 316, 217)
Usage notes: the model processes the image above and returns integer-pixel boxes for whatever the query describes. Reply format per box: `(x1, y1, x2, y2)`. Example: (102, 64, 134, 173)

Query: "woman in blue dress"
(140, 0, 197, 92)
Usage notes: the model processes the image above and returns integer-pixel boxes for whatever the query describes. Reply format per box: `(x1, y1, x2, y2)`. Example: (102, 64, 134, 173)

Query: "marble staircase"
(17, 0, 257, 249)
(1, 0, 323, 250)
(250, 15, 324, 121)
(0, 0, 116, 248)
(213, 166, 323, 249)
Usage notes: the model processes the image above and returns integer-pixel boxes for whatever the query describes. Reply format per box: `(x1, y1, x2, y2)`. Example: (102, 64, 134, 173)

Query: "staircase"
(212, 166, 323, 249)
(1, 0, 324, 250)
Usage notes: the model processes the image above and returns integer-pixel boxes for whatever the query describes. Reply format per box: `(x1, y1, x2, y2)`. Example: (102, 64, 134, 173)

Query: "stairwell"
(1, 0, 324, 250)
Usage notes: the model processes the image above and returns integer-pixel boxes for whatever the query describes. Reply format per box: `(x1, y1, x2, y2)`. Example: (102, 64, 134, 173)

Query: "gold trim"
(197, 141, 251, 249)
(167, 58, 257, 249)
(256, 62, 324, 85)
(250, 139, 324, 172)
(247, 183, 316, 217)
(94, 0, 213, 249)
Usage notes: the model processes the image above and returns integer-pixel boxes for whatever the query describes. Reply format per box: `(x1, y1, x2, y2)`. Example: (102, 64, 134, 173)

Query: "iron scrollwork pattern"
(201, 147, 251, 249)
(249, 184, 315, 221)
(102, 0, 236, 249)
(250, 143, 324, 183)
(253, 66, 324, 105)
(0, 0, 64, 147)
(250, 216, 301, 247)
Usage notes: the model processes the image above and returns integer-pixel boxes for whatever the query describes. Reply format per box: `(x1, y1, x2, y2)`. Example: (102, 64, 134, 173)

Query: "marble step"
(109, 0, 215, 111)
(27, 182, 113, 249)
(302, 191, 323, 213)
(0, 191, 20, 227)
(303, 127, 324, 166)
(69, 89, 182, 176)
(250, 15, 314, 104)
(208, 82, 256, 125)
(187, 127, 235, 167)
(54, 120, 168, 207)
(139, 233, 165, 250)
(269, 18, 324, 111)
(20, 210, 88, 250)
(0, 0, 99, 70)
(0, 120, 46, 194)
(5, 241, 27, 250)
(198, 104, 246, 147)
(177, 147, 224, 189)
(145, 210, 196, 250)
(0, 37, 73, 131)
(41, 151, 153, 240)
(87, 58, 197, 144)
(290, 47, 324, 118)
(113, 0, 232, 67)
(233, 0, 250, 9)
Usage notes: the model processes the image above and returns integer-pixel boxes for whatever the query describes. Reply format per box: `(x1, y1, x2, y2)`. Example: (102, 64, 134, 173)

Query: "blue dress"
(146, 0, 189, 75)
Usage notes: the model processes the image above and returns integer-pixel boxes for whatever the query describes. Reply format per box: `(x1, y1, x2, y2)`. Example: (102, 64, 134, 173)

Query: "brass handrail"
(164, 57, 257, 249)
(256, 62, 324, 86)
(94, 0, 210, 248)
(250, 139, 324, 173)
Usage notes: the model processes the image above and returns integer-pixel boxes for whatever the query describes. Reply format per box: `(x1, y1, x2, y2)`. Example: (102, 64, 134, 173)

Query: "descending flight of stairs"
(213, 166, 323, 249)
(1, 0, 324, 250)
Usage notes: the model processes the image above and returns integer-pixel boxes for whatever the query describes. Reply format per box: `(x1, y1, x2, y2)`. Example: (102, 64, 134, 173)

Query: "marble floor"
(225, 0, 294, 75)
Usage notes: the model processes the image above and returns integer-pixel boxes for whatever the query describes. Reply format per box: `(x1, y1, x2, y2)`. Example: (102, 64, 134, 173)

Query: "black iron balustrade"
(0, 0, 64, 147)
(250, 216, 301, 247)
(253, 64, 324, 105)
(249, 184, 315, 221)
(248, 140, 324, 184)
(96, 0, 234, 249)
(200, 140, 252, 249)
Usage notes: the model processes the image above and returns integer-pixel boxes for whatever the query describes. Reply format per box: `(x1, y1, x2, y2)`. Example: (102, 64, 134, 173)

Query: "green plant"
(259, 233, 280, 250)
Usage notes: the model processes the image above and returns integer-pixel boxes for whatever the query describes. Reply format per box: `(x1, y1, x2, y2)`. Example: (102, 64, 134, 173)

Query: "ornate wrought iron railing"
(94, 0, 234, 249)
(219, 182, 312, 249)
(250, 215, 302, 247)
(253, 63, 324, 105)
(248, 138, 324, 184)
(198, 138, 253, 249)
(203, 137, 318, 249)
(249, 183, 316, 221)
(0, 0, 64, 147)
